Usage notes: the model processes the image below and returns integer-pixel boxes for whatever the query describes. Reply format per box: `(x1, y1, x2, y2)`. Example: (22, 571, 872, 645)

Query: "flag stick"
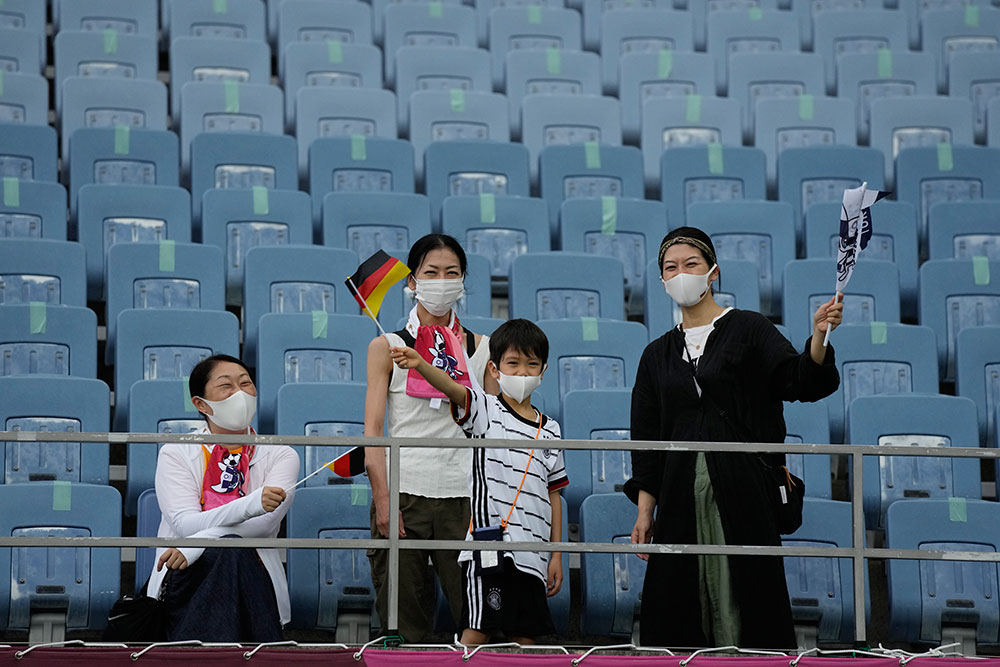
(347, 276, 390, 339)
(822, 292, 840, 347)
(286, 459, 337, 491)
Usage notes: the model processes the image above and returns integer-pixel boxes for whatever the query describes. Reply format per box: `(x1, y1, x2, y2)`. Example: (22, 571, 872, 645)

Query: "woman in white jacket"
(148, 354, 299, 641)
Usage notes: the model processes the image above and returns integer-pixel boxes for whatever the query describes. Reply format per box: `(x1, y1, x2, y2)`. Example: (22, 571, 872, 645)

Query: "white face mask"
(414, 278, 465, 317)
(662, 264, 716, 308)
(197, 390, 257, 432)
(496, 371, 544, 403)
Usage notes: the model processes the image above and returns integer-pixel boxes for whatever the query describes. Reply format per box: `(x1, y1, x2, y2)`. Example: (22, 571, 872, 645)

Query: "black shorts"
(462, 558, 555, 639)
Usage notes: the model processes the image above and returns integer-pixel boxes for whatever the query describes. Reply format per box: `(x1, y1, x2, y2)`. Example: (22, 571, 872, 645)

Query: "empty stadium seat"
(322, 192, 432, 262)
(0, 27, 42, 75)
(619, 51, 716, 144)
(990, 97, 1000, 147)
(58, 0, 157, 37)
(783, 401, 832, 498)
(0, 71, 48, 126)
(728, 52, 825, 141)
(54, 31, 158, 119)
(922, 7, 1000, 93)
(425, 141, 531, 225)
(384, 3, 477, 88)
(0, 123, 56, 182)
(599, 9, 694, 94)
(0, 238, 86, 307)
(792, 0, 881, 49)
(690, 0, 782, 51)
(489, 7, 582, 89)
(659, 145, 767, 224)
(0, 0, 46, 47)
(505, 49, 601, 138)
(394, 46, 492, 133)
(706, 9, 800, 94)
(897, 0, 987, 49)
(476, 0, 566, 45)
(277, 0, 374, 80)
(928, 200, 1000, 261)
(0, 304, 96, 378)
(813, 10, 909, 94)
(510, 253, 627, 321)
(948, 52, 1000, 144)
(522, 96, 623, 186)
(283, 41, 383, 133)
(169, 37, 272, 122)
(583, 0, 671, 50)
(134, 488, 160, 588)
(0, 180, 67, 240)
(955, 326, 1000, 446)
(169, 0, 266, 42)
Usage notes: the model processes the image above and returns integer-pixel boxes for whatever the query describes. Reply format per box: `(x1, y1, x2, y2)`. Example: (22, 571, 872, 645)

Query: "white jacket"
(147, 426, 300, 625)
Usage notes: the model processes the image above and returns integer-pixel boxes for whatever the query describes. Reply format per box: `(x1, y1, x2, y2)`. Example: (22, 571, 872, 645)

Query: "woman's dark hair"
(189, 354, 253, 401)
(489, 319, 549, 367)
(658, 226, 718, 270)
(407, 233, 468, 277)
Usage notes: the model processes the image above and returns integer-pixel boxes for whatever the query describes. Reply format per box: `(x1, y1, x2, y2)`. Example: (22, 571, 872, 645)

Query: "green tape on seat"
(581, 316, 598, 341)
(224, 80, 240, 113)
(351, 134, 367, 161)
(103, 29, 118, 54)
(870, 321, 887, 345)
(429, 0, 443, 17)
(748, 6, 762, 20)
(949, 496, 968, 522)
(584, 141, 601, 169)
(182, 375, 197, 412)
(798, 94, 814, 120)
(327, 39, 343, 63)
(450, 88, 465, 112)
(877, 48, 892, 78)
(213, 0, 227, 13)
(312, 310, 329, 339)
(3, 177, 18, 207)
(546, 47, 561, 75)
(707, 142, 723, 175)
(352, 484, 370, 505)
(159, 239, 176, 272)
(52, 481, 71, 511)
(965, 4, 979, 26)
(253, 186, 269, 215)
(937, 142, 953, 171)
(685, 94, 701, 122)
(114, 124, 130, 155)
(527, 5, 542, 23)
(657, 48, 673, 78)
(29, 301, 46, 334)
(479, 193, 496, 223)
(973, 256, 990, 285)
(601, 196, 617, 235)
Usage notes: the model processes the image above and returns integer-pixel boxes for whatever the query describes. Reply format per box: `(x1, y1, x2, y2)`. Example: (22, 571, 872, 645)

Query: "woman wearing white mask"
(625, 227, 843, 649)
(364, 234, 497, 642)
(148, 355, 299, 642)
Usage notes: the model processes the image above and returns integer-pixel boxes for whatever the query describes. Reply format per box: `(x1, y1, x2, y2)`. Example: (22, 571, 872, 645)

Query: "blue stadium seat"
(394, 46, 492, 134)
(0, 180, 67, 240)
(77, 184, 191, 301)
(522, 94, 622, 184)
(777, 146, 886, 241)
(836, 51, 937, 144)
(920, 258, 1000, 382)
(0, 376, 110, 485)
(243, 245, 361, 365)
(277, 0, 373, 80)
(896, 146, 1000, 248)
(67, 128, 179, 222)
(425, 141, 530, 225)
(60, 77, 168, 165)
(706, 10, 800, 94)
(897, 0, 988, 49)
(539, 144, 643, 239)
(792, 0, 881, 49)
(0, 304, 96, 378)
(488, 7, 582, 89)
(0, 27, 42, 75)
(441, 194, 550, 281)
(135, 488, 161, 587)
(754, 96, 857, 190)
(476, 0, 566, 45)
(0, 483, 121, 640)
(256, 312, 376, 433)
(562, 388, 631, 523)
(643, 257, 762, 335)
(659, 145, 767, 224)
(169, 0, 266, 42)
(619, 51, 716, 144)
(201, 188, 313, 305)
(990, 97, 1000, 147)
(383, 3, 476, 88)
(583, 0, 672, 51)
(687, 200, 797, 316)
(114, 309, 240, 430)
(322, 192, 432, 261)
(956, 325, 1000, 444)
(0, 238, 86, 307)
(510, 253, 627, 321)
(813, 11, 909, 94)
(505, 49, 601, 138)
(783, 259, 901, 357)
(296, 87, 398, 180)
(728, 52, 825, 141)
(823, 323, 939, 443)
(0, 123, 56, 182)
(599, 9, 694, 94)
(641, 96, 742, 190)
(783, 401, 832, 498)
(689, 0, 781, 51)
(408, 90, 510, 182)
(579, 492, 646, 638)
(189, 132, 299, 226)
(283, 42, 383, 133)
(886, 498, 1000, 648)
(0, 0, 46, 45)
(105, 242, 226, 361)
(58, 0, 157, 36)
(928, 200, 1000, 261)
(456, 315, 505, 336)
(535, 318, 646, 421)
(922, 7, 1000, 93)
(169, 37, 272, 122)
(54, 31, 157, 120)
(0, 71, 48, 126)
(847, 394, 980, 530)
(949, 52, 1000, 144)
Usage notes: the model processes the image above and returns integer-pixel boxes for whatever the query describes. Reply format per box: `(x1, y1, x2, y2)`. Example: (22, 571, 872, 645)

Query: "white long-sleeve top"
(147, 425, 300, 625)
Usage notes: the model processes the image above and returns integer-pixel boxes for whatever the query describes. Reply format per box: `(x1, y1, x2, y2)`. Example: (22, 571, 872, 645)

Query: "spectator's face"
(490, 349, 545, 379)
(660, 243, 713, 282)
(407, 247, 463, 290)
(202, 361, 257, 403)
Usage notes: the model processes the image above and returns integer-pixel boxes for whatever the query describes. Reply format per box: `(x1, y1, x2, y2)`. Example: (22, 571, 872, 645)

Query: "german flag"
(325, 446, 366, 478)
(345, 250, 411, 319)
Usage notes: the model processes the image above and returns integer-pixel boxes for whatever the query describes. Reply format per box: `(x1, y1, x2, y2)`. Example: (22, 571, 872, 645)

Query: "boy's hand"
(389, 346, 423, 370)
(546, 554, 562, 597)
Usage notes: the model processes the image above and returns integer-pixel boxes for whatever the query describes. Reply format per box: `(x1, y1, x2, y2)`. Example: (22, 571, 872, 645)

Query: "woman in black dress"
(625, 226, 843, 649)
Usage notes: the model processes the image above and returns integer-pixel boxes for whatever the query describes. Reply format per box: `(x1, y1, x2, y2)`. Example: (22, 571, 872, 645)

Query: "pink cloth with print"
(405, 325, 473, 400)
(200, 439, 255, 511)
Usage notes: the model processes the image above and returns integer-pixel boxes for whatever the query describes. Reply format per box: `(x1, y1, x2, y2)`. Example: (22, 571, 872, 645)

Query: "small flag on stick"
(345, 250, 411, 336)
(288, 446, 367, 490)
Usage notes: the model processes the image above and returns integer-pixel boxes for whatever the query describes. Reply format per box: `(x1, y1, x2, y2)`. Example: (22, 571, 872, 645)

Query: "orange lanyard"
(495, 416, 544, 530)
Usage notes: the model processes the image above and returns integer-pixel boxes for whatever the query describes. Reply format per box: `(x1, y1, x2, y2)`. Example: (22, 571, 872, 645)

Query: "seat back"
(169, 0, 267, 42)
(425, 141, 530, 224)
(728, 52, 825, 140)
(706, 10, 800, 92)
(922, 6, 1000, 92)
(277, 0, 374, 80)
(283, 41, 382, 133)
(505, 49, 601, 137)
(394, 46, 492, 132)
(488, 7, 582, 89)
(659, 145, 766, 225)
(928, 201, 1000, 262)
(950, 52, 1000, 143)
(322, 192, 432, 267)
(955, 326, 1000, 446)
(442, 194, 549, 280)
(521, 94, 622, 183)
(383, 3, 477, 87)
(783, 400, 832, 499)
(0, 71, 48, 126)
(600, 9, 694, 93)
(510, 252, 627, 321)
(54, 31, 157, 117)
(0, 123, 56, 182)
(0, 180, 66, 241)
(135, 488, 162, 590)
(0, 27, 42, 74)
(0, 304, 96, 378)
(59, 0, 157, 36)
(813, 10, 909, 92)
(0, 238, 86, 308)
(169, 37, 272, 121)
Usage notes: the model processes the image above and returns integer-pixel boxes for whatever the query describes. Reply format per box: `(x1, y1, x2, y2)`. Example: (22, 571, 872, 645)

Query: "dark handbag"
(103, 576, 169, 642)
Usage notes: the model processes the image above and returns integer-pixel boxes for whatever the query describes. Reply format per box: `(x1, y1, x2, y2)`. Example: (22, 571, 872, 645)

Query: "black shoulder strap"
(464, 327, 476, 356)
(393, 329, 416, 349)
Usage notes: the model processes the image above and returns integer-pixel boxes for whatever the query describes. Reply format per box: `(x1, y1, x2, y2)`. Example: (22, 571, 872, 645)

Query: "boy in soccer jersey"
(390, 318, 568, 645)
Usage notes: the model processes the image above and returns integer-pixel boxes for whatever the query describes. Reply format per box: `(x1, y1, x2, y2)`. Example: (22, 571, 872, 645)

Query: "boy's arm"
(389, 345, 468, 405)
(546, 487, 563, 597)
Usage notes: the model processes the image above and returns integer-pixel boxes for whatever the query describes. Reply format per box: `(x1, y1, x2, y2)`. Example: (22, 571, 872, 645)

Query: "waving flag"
(345, 250, 411, 330)
(835, 182, 889, 293)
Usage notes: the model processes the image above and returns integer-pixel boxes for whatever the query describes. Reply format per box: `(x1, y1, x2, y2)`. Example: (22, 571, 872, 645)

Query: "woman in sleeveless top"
(364, 234, 497, 643)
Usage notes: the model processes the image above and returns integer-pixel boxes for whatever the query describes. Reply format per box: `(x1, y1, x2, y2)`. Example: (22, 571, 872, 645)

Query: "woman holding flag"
(357, 234, 496, 643)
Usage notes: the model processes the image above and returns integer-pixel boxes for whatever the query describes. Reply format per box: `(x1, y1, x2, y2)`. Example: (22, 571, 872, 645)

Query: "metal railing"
(2, 429, 1000, 646)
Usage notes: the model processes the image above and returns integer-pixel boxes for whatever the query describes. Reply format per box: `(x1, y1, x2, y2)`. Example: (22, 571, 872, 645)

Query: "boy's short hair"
(489, 319, 549, 367)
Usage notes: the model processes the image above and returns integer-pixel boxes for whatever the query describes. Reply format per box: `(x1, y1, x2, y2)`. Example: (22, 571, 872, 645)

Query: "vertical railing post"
(852, 450, 867, 643)
(388, 439, 401, 634)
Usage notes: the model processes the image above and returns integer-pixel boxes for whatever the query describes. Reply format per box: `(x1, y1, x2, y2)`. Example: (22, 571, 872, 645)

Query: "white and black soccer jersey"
(451, 386, 569, 582)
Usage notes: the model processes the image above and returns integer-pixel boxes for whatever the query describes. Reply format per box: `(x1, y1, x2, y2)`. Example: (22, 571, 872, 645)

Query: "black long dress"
(625, 308, 840, 649)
